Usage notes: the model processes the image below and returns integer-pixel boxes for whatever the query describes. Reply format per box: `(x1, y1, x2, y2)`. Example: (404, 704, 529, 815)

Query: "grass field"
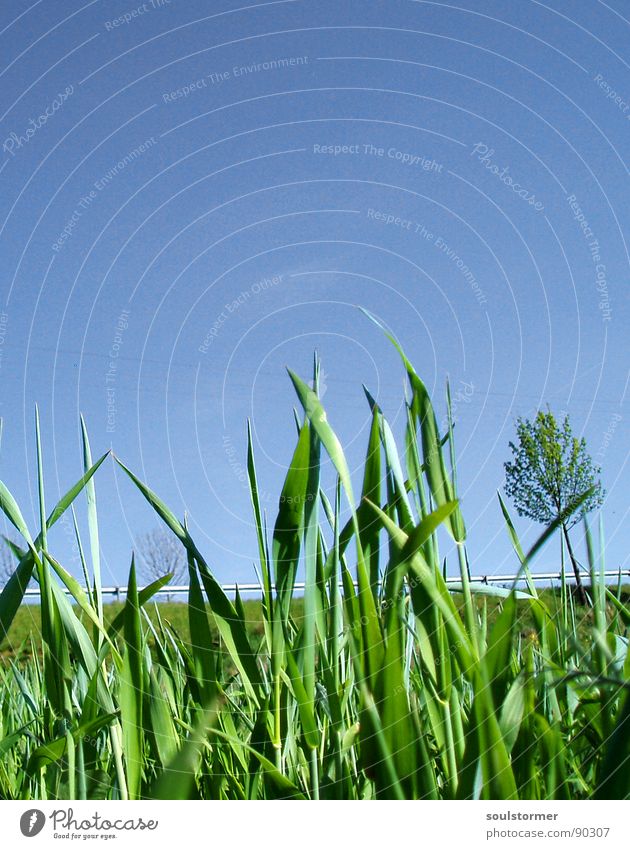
(0, 316, 628, 801)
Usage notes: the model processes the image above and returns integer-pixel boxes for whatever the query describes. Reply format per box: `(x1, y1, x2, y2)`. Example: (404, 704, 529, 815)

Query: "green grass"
(1, 589, 613, 665)
(0, 313, 628, 801)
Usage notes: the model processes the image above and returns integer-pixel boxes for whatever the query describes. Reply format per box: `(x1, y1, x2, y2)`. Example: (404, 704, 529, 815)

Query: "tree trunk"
(562, 523, 589, 607)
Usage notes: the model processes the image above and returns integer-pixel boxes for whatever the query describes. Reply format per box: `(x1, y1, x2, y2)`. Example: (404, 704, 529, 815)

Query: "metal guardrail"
(9, 569, 630, 599)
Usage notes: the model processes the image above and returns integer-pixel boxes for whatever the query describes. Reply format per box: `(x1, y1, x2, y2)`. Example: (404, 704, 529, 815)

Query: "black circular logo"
(19, 810, 46, 837)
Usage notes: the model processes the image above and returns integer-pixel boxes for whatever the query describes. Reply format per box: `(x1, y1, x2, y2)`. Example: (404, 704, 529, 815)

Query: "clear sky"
(0, 0, 627, 587)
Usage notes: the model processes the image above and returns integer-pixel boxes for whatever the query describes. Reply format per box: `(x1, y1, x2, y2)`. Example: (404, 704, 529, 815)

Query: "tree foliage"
(504, 410, 604, 528)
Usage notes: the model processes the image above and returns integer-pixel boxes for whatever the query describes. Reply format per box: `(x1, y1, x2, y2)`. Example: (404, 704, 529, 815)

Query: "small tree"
(137, 527, 186, 596)
(504, 410, 604, 605)
(0, 540, 15, 586)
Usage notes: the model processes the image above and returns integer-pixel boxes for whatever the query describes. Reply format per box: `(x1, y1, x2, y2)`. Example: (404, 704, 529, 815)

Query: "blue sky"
(0, 0, 627, 587)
